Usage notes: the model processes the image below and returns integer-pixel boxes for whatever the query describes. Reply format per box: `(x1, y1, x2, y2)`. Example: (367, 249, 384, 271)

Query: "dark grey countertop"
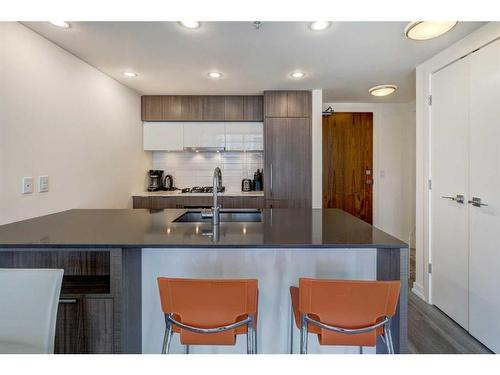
(0, 208, 407, 249)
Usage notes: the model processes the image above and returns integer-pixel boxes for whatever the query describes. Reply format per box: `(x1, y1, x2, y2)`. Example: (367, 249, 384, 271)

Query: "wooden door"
(430, 57, 470, 329)
(322, 112, 373, 223)
(265, 118, 311, 208)
(468, 39, 500, 352)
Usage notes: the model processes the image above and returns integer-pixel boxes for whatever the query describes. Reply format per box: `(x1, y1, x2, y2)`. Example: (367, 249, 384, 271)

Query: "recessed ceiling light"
(369, 84, 398, 97)
(179, 21, 201, 29)
(208, 71, 223, 79)
(404, 21, 457, 40)
(290, 71, 306, 79)
(49, 21, 70, 29)
(309, 21, 331, 31)
(123, 71, 138, 77)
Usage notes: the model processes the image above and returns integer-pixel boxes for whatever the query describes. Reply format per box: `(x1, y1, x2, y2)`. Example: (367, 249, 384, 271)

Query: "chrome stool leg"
(247, 317, 255, 354)
(162, 318, 173, 354)
(253, 326, 258, 354)
(185, 345, 190, 354)
(290, 302, 294, 354)
(359, 346, 363, 354)
(384, 319, 394, 354)
(300, 314, 308, 354)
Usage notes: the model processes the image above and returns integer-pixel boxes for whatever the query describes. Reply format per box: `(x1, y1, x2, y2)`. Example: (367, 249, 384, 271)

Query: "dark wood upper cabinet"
(141, 96, 163, 121)
(181, 96, 203, 120)
(224, 96, 245, 120)
(264, 90, 311, 118)
(243, 96, 264, 121)
(161, 96, 182, 120)
(202, 96, 225, 121)
(142, 95, 263, 122)
(287, 91, 311, 117)
(264, 91, 288, 117)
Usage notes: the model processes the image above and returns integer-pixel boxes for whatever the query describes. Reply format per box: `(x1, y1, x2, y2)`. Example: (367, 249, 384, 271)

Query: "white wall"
(415, 22, 500, 302)
(152, 151, 263, 192)
(311, 89, 323, 208)
(0, 22, 151, 225)
(320, 102, 416, 244)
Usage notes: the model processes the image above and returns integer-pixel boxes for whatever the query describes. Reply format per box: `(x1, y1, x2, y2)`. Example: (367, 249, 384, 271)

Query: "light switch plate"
(22, 177, 34, 194)
(39, 175, 49, 193)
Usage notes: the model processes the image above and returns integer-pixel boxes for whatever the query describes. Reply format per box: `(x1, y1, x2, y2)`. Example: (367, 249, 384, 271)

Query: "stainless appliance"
(253, 169, 263, 191)
(163, 174, 174, 190)
(147, 170, 164, 191)
(241, 179, 252, 192)
(148, 170, 178, 191)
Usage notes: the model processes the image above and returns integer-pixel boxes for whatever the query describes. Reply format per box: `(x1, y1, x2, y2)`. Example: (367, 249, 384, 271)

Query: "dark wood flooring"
(407, 248, 492, 354)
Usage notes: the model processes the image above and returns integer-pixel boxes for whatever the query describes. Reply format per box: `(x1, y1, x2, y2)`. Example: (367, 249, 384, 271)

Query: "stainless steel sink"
(173, 209, 262, 223)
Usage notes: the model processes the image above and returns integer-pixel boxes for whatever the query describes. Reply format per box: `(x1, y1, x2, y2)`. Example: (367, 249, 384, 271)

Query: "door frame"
(415, 24, 500, 303)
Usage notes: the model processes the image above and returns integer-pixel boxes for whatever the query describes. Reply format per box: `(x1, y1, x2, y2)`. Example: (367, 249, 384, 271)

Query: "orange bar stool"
(157, 277, 258, 354)
(290, 278, 400, 354)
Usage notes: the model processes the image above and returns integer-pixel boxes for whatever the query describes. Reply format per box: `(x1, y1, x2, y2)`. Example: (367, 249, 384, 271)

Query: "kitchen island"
(0, 208, 408, 354)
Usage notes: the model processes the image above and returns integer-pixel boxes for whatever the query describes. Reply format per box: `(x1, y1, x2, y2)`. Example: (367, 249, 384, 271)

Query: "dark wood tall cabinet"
(264, 91, 312, 208)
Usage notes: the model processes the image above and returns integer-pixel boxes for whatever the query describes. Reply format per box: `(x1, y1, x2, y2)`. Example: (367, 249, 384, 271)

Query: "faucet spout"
(212, 167, 222, 225)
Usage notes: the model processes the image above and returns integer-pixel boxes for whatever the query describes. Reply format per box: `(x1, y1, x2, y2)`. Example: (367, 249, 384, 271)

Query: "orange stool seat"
(157, 277, 258, 354)
(290, 278, 400, 354)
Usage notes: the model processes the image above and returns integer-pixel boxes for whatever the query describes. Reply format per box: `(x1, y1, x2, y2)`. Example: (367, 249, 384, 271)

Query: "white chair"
(0, 268, 64, 354)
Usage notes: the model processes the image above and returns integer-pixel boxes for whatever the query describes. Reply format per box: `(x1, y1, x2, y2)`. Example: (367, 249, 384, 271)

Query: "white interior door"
(430, 57, 470, 329)
(468, 39, 500, 353)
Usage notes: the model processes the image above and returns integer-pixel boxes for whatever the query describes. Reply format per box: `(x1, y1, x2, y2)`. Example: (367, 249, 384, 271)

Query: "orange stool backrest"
(299, 278, 400, 346)
(157, 277, 258, 345)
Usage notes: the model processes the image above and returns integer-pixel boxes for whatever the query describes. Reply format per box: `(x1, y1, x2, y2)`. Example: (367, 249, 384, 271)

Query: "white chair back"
(0, 268, 63, 353)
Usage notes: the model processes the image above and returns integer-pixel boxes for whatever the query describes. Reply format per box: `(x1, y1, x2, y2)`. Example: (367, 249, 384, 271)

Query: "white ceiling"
(23, 21, 485, 102)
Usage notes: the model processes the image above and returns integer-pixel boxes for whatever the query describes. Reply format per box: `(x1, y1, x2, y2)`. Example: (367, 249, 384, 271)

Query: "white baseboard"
(411, 282, 426, 301)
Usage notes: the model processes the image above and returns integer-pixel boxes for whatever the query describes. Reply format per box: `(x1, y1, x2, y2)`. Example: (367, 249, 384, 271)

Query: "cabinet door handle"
(468, 197, 488, 207)
(270, 163, 273, 196)
(59, 298, 78, 304)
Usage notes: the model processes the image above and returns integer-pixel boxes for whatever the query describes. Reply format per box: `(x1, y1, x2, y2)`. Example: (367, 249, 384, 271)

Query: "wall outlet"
(39, 175, 49, 193)
(22, 177, 34, 194)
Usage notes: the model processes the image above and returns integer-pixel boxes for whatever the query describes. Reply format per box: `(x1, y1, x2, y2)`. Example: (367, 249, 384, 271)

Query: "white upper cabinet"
(225, 122, 264, 151)
(143, 122, 263, 151)
(143, 122, 183, 151)
(183, 122, 226, 150)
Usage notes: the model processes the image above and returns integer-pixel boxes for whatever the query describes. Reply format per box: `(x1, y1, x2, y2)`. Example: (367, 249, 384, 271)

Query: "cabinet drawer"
(222, 196, 265, 209)
(133, 196, 151, 209)
(0, 251, 110, 276)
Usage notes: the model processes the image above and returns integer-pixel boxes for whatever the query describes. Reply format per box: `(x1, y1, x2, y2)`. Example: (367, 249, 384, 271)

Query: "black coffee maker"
(147, 170, 164, 191)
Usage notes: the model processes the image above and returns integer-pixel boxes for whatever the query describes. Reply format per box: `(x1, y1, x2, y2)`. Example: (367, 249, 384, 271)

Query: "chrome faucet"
(202, 167, 222, 225)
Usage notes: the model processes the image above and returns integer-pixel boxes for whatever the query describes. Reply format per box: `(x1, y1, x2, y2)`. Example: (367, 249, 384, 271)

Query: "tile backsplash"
(152, 151, 264, 192)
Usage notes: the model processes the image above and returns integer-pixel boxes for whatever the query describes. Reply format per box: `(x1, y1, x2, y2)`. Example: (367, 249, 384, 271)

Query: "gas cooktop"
(181, 186, 226, 194)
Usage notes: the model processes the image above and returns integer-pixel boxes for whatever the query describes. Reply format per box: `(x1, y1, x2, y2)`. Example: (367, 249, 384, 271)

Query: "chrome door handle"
(441, 194, 465, 204)
(270, 163, 273, 197)
(468, 197, 488, 207)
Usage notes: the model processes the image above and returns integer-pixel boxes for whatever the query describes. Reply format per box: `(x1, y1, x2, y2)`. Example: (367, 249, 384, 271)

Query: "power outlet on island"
(22, 177, 34, 194)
